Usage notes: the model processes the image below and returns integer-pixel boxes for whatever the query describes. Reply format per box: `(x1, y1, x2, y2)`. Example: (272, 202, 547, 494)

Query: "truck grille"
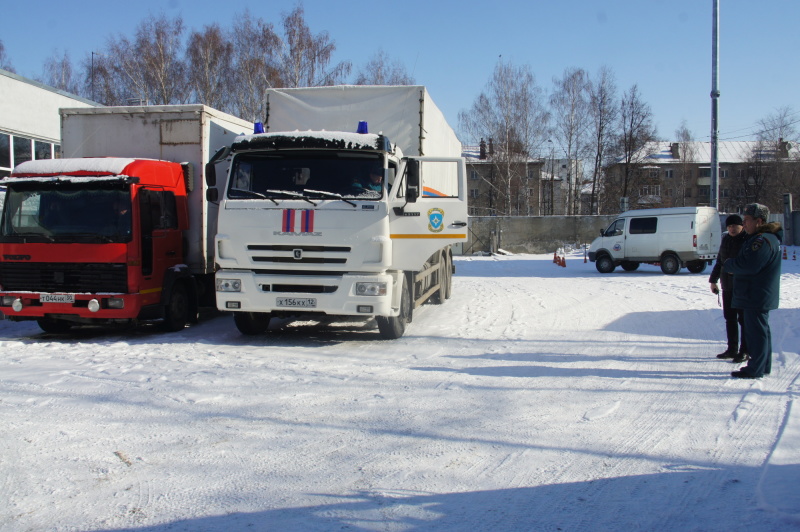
(0, 263, 128, 293)
(247, 244, 350, 265)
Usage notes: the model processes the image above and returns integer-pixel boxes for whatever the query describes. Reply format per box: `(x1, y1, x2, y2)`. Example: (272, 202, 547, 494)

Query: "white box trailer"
(588, 206, 720, 274)
(61, 105, 253, 274)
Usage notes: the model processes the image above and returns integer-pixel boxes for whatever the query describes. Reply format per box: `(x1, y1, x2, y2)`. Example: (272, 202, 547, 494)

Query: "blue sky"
(4, 0, 799, 149)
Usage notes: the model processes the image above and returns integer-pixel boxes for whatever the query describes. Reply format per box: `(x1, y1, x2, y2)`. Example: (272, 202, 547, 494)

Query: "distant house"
(0, 68, 100, 178)
(463, 139, 586, 216)
(602, 140, 797, 214)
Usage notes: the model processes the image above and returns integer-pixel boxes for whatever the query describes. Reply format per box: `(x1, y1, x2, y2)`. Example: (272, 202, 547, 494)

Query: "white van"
(588, 206, 720, 274)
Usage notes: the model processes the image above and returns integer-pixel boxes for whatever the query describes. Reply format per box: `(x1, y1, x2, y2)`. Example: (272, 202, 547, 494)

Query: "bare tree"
(277, 4, 351, 88)
(587, 66, 618, 214)
(187, 23, 234, 111)
(105, 13, 188, 105)
(41, 50, 82, 95)
(459, 60, 549, 216)
(613, 84, 658, 209)
(354, 50, 415, 85)
(671, 122, 697, 208)
(751, 106, 800, 209)
(551, 68, 590, 215)
(229, 10, 281, 122)
(0, 40, 15, 73)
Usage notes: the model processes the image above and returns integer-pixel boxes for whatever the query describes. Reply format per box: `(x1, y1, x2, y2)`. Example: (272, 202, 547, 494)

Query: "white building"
(0, 68, 100, 178)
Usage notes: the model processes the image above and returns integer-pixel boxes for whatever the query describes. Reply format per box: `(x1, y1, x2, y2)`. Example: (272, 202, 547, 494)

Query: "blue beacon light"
(356, 121, 368, 134)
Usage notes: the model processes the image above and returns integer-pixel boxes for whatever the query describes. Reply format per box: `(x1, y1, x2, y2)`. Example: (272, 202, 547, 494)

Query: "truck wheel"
(234, 312, 272, 335)
(595, 255, 615, 273)
(377, 275, 411, 339)
(621, 261, 640, 272)
(430, 254, 448, 304)
(37, 318, 72, 334)
(686, 260, 707, 274)
(443, 252, 453, 300)
(161, 282, 189, 332)
(660, 254, 681, 275)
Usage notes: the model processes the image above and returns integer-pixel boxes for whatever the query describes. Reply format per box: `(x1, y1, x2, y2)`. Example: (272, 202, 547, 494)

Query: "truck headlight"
(355, 282, 387, 296)
(216, 278, 242, 292)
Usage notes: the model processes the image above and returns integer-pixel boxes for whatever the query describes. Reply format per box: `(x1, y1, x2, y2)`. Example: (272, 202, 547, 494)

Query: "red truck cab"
(0, 158, 194, 332)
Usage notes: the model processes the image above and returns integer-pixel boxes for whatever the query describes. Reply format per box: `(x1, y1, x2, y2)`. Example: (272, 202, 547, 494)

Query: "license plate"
(276, 297, 317, 308)
(40, 294, 75, 304)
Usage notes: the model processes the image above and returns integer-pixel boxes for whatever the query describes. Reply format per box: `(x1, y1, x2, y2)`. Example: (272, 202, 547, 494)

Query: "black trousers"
(722, 289, 746, 353)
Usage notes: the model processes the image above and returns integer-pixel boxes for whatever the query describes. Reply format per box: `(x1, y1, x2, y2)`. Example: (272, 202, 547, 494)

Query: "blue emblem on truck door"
(428, 208, 444, 233)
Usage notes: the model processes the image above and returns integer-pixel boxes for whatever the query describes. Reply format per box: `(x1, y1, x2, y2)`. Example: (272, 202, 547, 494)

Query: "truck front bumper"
(0, 292, 142, 321)
(215, 271, 400, 317)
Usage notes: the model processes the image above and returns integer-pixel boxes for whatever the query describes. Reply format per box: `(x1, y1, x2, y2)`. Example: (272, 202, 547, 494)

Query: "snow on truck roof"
(4, 158, 180, 187)
(232, 131, 387, 152)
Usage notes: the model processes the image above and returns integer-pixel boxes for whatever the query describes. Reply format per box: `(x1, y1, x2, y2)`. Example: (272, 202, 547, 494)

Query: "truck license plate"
(276, 297, 317, 308)
(40, 294, 75, 304)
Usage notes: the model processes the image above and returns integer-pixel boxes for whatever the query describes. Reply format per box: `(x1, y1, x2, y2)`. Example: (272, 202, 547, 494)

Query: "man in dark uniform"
(709, 214, 748, 361)
(723, 203, 783, 379)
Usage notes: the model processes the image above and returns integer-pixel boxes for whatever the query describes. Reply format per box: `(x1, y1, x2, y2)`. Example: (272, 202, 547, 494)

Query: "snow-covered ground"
(2, 248, 799, 531)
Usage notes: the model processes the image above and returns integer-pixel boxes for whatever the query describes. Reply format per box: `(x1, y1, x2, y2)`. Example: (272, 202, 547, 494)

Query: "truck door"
(624, 216, 658, 259)
(389, 157, 468, 271)
(138, 189, 182, 306)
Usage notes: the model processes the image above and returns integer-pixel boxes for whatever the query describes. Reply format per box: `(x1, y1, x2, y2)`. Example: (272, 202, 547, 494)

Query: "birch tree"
(187, 24, 233, 111)
(550, 67, 590, 215)
(459, 60, 549, 215)
(354, 49, 415, 85)
(587, 66, 618, 214)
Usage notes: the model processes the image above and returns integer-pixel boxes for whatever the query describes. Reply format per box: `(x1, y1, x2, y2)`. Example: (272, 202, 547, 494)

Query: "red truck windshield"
(0, 186, 132, 243)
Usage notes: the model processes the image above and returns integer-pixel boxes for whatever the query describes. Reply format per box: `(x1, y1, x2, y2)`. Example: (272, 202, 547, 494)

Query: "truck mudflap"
(0, 291, 146, 322)
(215, 271, 402, 317)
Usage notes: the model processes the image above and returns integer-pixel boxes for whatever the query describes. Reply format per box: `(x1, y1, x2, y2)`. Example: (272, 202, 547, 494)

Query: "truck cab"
(212, 130, 468, 338)
(0, 158, 193, 332)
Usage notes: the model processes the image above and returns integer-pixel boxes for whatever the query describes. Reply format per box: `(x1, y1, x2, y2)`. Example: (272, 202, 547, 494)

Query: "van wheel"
(596, 255, 615, 273)
(161, 282, 190, 332)
(621, 261, 640, 272)
(687, 260, 707, 274)
(234, 312, 272, 335)
(377, 274, 411, 339)
(37, 318, 73, 334)
(660, 254, 681, 275)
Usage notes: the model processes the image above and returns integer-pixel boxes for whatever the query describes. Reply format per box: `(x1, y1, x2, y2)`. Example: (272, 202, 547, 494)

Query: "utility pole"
(710, 0, 720, 209)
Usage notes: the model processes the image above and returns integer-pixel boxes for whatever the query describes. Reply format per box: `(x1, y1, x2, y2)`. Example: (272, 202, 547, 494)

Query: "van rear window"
(629, 217, 657, 234)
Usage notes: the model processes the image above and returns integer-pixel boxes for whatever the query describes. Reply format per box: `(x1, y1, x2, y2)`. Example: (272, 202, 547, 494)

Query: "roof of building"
(462, 145, 542, 163)
(0, 67, 101, 107)
(633, 140, 796, 165)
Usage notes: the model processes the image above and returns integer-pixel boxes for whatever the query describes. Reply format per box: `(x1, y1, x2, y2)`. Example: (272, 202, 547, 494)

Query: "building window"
(640, 185, 661, 196)
(0, 132, 58, 174)
(721, 188, 730, 198)
(35, 141, 52, 160)
(665, 188, 674, 197)
(469, 189, 479, 199)
(699, 167, 711, 178)
(649, 169, 659, 179)
(720, 169, 729, 179)
(469, 169, 479, 180)
(13, 137, 32, 165)
(664, 169, 674, 178)
(698, 185, 710, 198)
(0, 133, 10, 171)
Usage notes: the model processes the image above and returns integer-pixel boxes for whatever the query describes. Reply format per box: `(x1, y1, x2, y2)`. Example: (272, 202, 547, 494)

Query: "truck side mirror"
(205, 163, 217, 187)
(206, 188, 219, 202)
(205, 145, 231, 187)
(407, 159, 420, 203)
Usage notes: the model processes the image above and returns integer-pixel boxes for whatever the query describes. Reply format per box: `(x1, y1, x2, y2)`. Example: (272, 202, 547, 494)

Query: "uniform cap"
(743, 203, 769, 221)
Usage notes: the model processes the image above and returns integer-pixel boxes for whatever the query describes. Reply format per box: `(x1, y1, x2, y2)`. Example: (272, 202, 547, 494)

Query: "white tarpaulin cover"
(264, 86, 461, 158)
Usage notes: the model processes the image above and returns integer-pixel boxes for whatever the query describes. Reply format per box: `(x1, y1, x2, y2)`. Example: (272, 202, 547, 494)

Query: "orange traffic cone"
(794, 250, 797, 261)
(562, 256, 567, 267)
(783, 247, 788, 260)
(553, 251, 558, 263)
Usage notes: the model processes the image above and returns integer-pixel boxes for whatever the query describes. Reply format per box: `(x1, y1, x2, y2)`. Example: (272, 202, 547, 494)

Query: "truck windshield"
(0, 185, 132, 243)
(228, 151, 384, 201)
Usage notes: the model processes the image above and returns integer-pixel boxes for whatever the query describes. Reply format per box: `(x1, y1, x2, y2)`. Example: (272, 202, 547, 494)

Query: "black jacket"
(709, 230, 747, 292)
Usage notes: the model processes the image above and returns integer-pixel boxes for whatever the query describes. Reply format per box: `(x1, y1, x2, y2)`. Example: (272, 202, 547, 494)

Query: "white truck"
(588, 206, 720, 274)
(0, 105, 252, 332)
(208, 86, 468, 338)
